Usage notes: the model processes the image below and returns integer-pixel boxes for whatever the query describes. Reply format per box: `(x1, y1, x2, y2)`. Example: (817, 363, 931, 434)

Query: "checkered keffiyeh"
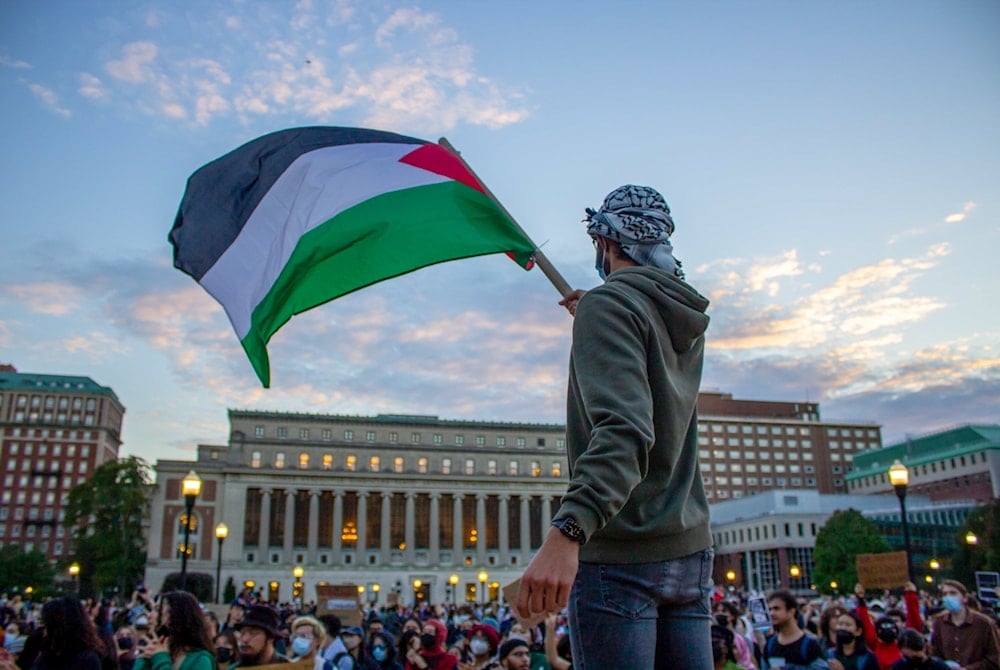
(585, 184, 683, 278)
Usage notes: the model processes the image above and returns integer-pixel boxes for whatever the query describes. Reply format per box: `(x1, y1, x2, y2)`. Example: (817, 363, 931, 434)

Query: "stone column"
(476, 494, 486, 565)
(429, 493, 440, 565)
(357, 491, 368, 560)
(307, 489, 320, 564)
(498, 494, 510, 566)
(405, 492, 416, 564)
(381, 492, 392, 563)
(259, 489, 272, 551)
(283, 489, 295, 562)
(452, 494, 463, 566)
(519, 495, 531, 564)
(332, 491, 343, 563)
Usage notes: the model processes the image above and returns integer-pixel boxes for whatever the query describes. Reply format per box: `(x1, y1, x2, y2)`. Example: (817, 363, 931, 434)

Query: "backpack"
(332, 651, 356, 670)
(765, 634, 830, 670)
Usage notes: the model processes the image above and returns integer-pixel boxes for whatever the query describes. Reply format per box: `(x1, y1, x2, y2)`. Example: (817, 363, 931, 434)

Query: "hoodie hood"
(605, 266, 709, 353)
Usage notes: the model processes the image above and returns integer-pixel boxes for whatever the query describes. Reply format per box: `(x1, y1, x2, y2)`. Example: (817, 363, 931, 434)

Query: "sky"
(1, 0, 998, 464)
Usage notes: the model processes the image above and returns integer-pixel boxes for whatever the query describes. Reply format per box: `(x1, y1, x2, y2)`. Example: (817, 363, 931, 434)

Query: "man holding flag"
(515, 185, 714, 670)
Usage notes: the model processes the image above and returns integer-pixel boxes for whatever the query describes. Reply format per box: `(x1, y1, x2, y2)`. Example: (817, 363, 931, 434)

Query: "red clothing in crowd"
(857, 590, 922, 670)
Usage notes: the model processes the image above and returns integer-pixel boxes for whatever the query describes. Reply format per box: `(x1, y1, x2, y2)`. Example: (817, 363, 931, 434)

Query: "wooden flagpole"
(438, 137, 574, 298)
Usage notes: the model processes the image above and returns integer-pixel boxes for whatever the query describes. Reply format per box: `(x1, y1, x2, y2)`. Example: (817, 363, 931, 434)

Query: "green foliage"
(952, 500, 1000, 588)
(161, 572, 214, 603)
(223, 576, 237, 604)
(0, 546, 56, 597)
(813, 508, 892, 594)
(64, 456, 152, 598)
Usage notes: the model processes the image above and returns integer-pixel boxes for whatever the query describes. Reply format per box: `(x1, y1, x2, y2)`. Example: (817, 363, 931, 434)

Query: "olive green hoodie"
(555, 265, 711, 564)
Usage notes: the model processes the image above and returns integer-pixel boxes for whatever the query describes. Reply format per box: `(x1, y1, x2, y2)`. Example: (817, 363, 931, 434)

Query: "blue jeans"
(567, 548, 715, 670)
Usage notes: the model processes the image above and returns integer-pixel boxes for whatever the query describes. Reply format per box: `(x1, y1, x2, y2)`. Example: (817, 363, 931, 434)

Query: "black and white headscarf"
(585, 184, 684, 279)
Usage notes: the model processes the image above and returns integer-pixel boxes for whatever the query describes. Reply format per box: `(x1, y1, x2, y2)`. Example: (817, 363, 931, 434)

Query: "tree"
(952, 499, 1000, 589)
(813, 508, 891, 594)
(0, 546, 56, 598)
(223, 576, 237, 604)
(161, 572, 213, 603)
(64, 456, 152, 599)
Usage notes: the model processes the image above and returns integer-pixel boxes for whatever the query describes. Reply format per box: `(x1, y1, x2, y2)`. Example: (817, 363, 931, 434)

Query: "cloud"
(944, 201, 975, 224)
(105, 41, 158, 84)
(78, 73, 107, 100)
(27, 84, 71, 117)
(0, 55, 31, 69)
(888, 201, 977, 243)
(59, 331, 131, 361)
(87, 6, 528, 131)
(3, 281, 84, 315)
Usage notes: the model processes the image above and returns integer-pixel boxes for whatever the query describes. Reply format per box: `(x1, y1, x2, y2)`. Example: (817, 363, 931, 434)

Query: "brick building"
(0, 366, 125, 560)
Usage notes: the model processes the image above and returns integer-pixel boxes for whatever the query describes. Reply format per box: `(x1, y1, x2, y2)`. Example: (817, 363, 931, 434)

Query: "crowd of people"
(1, 575, 998, 670)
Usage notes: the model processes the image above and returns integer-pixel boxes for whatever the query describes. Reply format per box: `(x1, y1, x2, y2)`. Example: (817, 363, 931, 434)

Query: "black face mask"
(876, 626, 897, 643)
(901, 659, 927, 670)
(117, 637, 134, 650)
(420, 633, 437, 649)
(714, 614, 730, 628)
(155, 625, 169, 638)
(835, 630, 855, 645)
(216, 647, 233, 662)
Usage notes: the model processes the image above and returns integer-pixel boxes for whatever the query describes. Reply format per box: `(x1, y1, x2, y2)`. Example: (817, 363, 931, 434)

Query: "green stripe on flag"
(240, 181, 536, 386)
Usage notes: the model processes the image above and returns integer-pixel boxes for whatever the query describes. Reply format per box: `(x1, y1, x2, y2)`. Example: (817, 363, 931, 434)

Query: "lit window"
(551, 462, 561, 477)
(322, 454, 333, 470)
(346, 455, 356, 472)
(394, 457, 404, 473)
(417, 458, 428, 474)
(531, 461, 541, 477)
(370, 456, 380, 472)
(298, 453, 309, 469)
(275, 452, 286, 468)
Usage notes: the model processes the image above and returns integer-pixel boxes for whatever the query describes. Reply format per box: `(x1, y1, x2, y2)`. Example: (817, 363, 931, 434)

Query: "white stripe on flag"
(200, 142, 449, 339)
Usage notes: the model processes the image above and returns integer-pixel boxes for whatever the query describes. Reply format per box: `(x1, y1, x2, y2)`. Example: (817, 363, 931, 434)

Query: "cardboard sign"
(975, 571, 1000, 604)
(315, 583, 362, 627)
(257, 661, 313, 670)
(856, 551, 909, 589)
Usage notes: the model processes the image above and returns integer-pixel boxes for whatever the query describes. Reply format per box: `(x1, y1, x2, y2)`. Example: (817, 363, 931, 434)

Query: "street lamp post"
(214, 523, 228, 604)
(477, 570, 488, 608)
(790, 564, 801, 590)
(888, 460, 914, 583)
(293, 566, 304, 604)
(449, 574, 459, 608)
(179, 471, 202, 592)
(965, 531, 978, 546)
(413, 579, 422, 607)
(68, 562, 80, 594)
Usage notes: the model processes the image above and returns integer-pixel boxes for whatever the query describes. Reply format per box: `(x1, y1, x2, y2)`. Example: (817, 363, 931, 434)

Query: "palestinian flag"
(170, 126, 537, 387)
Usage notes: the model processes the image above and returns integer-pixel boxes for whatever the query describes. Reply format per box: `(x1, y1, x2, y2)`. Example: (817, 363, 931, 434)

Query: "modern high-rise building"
(145, 394, 882, 605)
(0, 366, 125, 560)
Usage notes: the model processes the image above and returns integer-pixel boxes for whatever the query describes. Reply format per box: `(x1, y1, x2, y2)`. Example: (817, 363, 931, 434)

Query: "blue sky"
(1, 0, 997, 462)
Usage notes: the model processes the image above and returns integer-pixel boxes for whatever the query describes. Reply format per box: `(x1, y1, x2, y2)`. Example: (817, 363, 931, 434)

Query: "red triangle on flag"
(398, 144, 486, 195)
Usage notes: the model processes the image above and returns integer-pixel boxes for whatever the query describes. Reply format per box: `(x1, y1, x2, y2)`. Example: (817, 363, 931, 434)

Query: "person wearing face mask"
(287, 616, 332, 670)
(364, 631, 402, 670)
(827, 612, 878, 670)
(517, 184, 712, 670)
(113, 625, 139, 670)
(854, 582, 923, 670)
(336, 627, 365, 670)
(457, 625, 498, 670)
(890, 630, 949, 670)
(929, 580, 999, 670)
(213, 630, 238, 669)
(404, 620, 457, 670)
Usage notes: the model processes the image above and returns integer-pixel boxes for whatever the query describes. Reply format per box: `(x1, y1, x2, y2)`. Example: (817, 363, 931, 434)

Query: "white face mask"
(470, 637, 490, 656)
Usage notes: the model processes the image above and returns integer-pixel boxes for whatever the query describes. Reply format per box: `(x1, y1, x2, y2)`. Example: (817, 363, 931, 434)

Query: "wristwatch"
(551, 516, 586, 544)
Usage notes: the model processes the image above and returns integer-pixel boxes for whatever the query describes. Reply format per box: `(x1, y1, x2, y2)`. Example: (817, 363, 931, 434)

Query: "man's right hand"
(558, 290, 587, 316)
(515, 527, 579, 619)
